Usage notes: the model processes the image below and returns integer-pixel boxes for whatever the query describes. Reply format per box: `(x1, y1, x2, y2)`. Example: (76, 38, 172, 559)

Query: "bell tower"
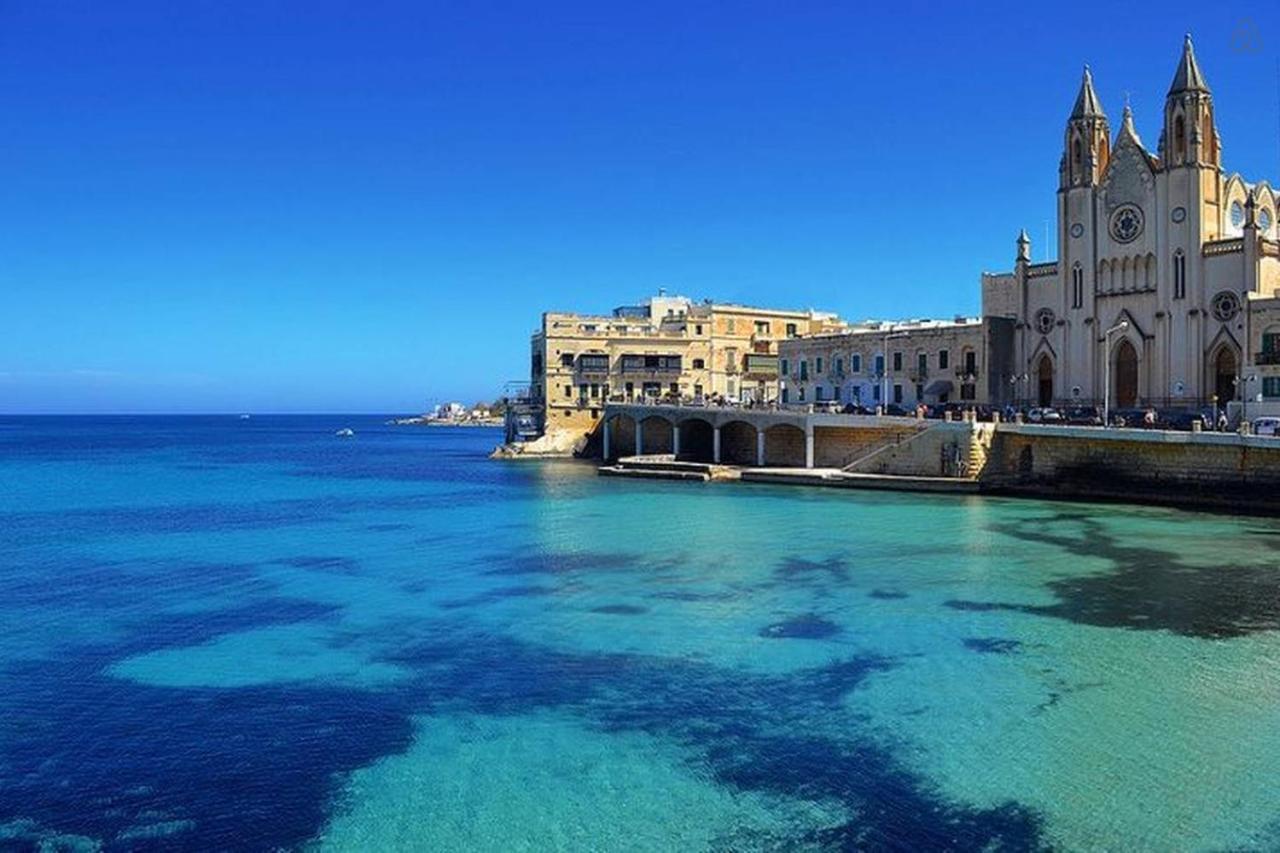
(1160, 34, 1219, 170)
(1060, 66, 1110, 190)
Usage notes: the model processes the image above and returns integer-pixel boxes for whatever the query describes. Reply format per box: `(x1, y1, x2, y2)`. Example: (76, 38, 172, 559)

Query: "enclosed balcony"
(744, 354, 779, 377)
(619, 354, 682, 377)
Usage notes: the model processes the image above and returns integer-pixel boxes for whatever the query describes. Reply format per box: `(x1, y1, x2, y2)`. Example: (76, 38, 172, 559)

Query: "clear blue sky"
(3, 2, 1278, 413)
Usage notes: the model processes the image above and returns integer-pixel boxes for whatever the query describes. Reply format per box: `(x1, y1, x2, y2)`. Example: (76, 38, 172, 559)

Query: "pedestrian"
(1217, 410, 1229, 432)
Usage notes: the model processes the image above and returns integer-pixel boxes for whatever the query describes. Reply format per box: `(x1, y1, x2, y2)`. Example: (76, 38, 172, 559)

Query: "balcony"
(619, 355, 682, 376)
(744, 354, 779, 377)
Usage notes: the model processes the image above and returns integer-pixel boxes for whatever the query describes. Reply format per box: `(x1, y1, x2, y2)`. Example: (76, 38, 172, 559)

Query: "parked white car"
(1252, 417, 1280, 436)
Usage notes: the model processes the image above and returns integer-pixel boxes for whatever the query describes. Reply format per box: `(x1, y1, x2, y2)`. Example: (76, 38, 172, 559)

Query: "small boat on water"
(335, 428, 355, 438)
(238, 414, 251, 420)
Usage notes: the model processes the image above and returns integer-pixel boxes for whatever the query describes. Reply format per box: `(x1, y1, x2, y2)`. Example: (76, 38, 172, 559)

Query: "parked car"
(1158, 409, 1210, 431)
(1064, 406, 1103, 426)
(883, 404, 910, 417)
(1027, 407, 1063, 423)
(841, 403, 872, 415)
(812, 400, 840, 413)
(1253, 417, 1280, 436)
(1110, 408, 1151, 428)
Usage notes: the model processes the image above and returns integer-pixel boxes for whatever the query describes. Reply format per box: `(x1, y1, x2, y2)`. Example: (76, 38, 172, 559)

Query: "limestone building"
(529, 293, 844, 440)
(776, 317, 1015, 409)
(982, 36, 1280, 413)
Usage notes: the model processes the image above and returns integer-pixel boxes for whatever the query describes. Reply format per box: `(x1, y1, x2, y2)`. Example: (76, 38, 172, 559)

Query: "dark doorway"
(1037, 357, 1054, 407)
(1214, 347, 1237, 407)
(1115, 340, 1138, 409)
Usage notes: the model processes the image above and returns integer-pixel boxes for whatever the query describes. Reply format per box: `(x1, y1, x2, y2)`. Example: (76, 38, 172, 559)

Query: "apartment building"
(529, 293, 843, 439)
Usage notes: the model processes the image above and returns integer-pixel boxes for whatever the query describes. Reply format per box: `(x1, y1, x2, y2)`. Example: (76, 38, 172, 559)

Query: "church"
(982, 35, 1280, 415)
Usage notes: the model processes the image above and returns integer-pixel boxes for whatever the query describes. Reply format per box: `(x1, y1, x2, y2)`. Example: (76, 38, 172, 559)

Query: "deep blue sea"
(4, 415, 1280, 851)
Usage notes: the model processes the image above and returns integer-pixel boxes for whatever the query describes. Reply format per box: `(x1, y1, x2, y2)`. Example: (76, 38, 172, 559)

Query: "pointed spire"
(1016, 229, 1031, 262)
(1168, 33, 1210, 95)
(1116, 102, 1146, 149)
(1070, 65, 1106, 119)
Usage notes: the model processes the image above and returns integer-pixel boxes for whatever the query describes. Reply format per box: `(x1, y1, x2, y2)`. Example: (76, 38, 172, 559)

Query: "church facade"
(982, 36, 1280, 415)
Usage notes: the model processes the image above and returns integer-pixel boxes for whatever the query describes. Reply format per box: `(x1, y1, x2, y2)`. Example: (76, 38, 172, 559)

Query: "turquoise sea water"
(4, 416, 1280, 851)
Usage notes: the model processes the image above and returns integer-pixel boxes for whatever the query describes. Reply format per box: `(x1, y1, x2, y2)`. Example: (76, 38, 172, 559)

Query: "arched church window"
(1072, 138, 1082, 177)
(1261, 208, 1274, 235)
(1173, 115, 1186, 163)
(1173, 250, 1186, 300)
(1230, 201, 1245, 229)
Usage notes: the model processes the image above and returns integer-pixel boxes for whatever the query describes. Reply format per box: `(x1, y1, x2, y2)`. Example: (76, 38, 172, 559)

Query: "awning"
(924, 380, 954, 398)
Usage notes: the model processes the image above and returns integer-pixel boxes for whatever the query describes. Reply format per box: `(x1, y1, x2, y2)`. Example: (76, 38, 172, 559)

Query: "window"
(915, 383, 924, 400)
(578, 354, 609, 371)
(893, 384, 903, 404)
(799, 360, 809, 381)
(669, 382, 679, 395)
(695, 324, 703, 335)
(874, 355, 884, 375)
(917, 353, 927, 375)
(1173, 114, 1186, 163)
(578, 384, 588, 401)
(851, 354, 862, 373)
(785, 323, 798, 337)
(1072, 263, 1084, 309)
(892, 352, 902, 371)
(1265, 377, 1280, 399)
(1173, 250, 1186, 300)
(780, 358, 789, 376)
(564, 385, 572, 398)
(815, 357, 824, 374)
(781, 388, 789, 403)
(873, 384, 881, 401)
(960, 383, 976, 401)
(560, 354, 574, 367)
(938, 350, 948, 370)
(1262, 208, 1274, 234)
(964, 351, 977, 374)
(694, 383, 703, 397)
(754, 321, 769, 335)
(835, 357, 843, 376)
(692, 358, 705, 369)
(1231, 201, 1245, 229)
(798, 386, 806, 402)
(589, 384, 599, 398)
(815, 386, 825, 401)
(726, 318, 736, 333)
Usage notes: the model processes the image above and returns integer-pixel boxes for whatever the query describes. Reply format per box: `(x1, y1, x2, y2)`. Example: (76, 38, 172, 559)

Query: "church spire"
(1071, 66, 1106, 119)
(1060, 64, 1110, 189)
(1168, 33, 1210, 95)
(1161, 34, 1219, 168)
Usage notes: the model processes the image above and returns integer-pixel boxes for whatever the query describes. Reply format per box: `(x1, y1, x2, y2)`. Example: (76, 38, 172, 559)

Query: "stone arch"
(719, 420, 758, 465)
(676, 417, 714, 462)
(763, 424, 806, 467)
(1208, 341, 1239, 406)
(1035, 353, 1054, 407)
(638, 415, 674, 455)
(608, 413, 637, 460)
(1113, 338, 1139, 409)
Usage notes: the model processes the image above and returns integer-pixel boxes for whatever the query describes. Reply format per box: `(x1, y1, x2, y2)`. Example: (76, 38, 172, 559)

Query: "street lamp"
(1102, 320, 1130, 427)
(1236, 373, 1258, 427)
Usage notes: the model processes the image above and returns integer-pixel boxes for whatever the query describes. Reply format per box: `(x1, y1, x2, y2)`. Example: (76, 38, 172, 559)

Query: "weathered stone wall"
(720, 421, 758, 465)
(812, 425, 922, 468)
(985, 426, 1280, 509)
(763, 425, 806, 467)
(849, 423, 980, 477)
(639, 417, 674, 455)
